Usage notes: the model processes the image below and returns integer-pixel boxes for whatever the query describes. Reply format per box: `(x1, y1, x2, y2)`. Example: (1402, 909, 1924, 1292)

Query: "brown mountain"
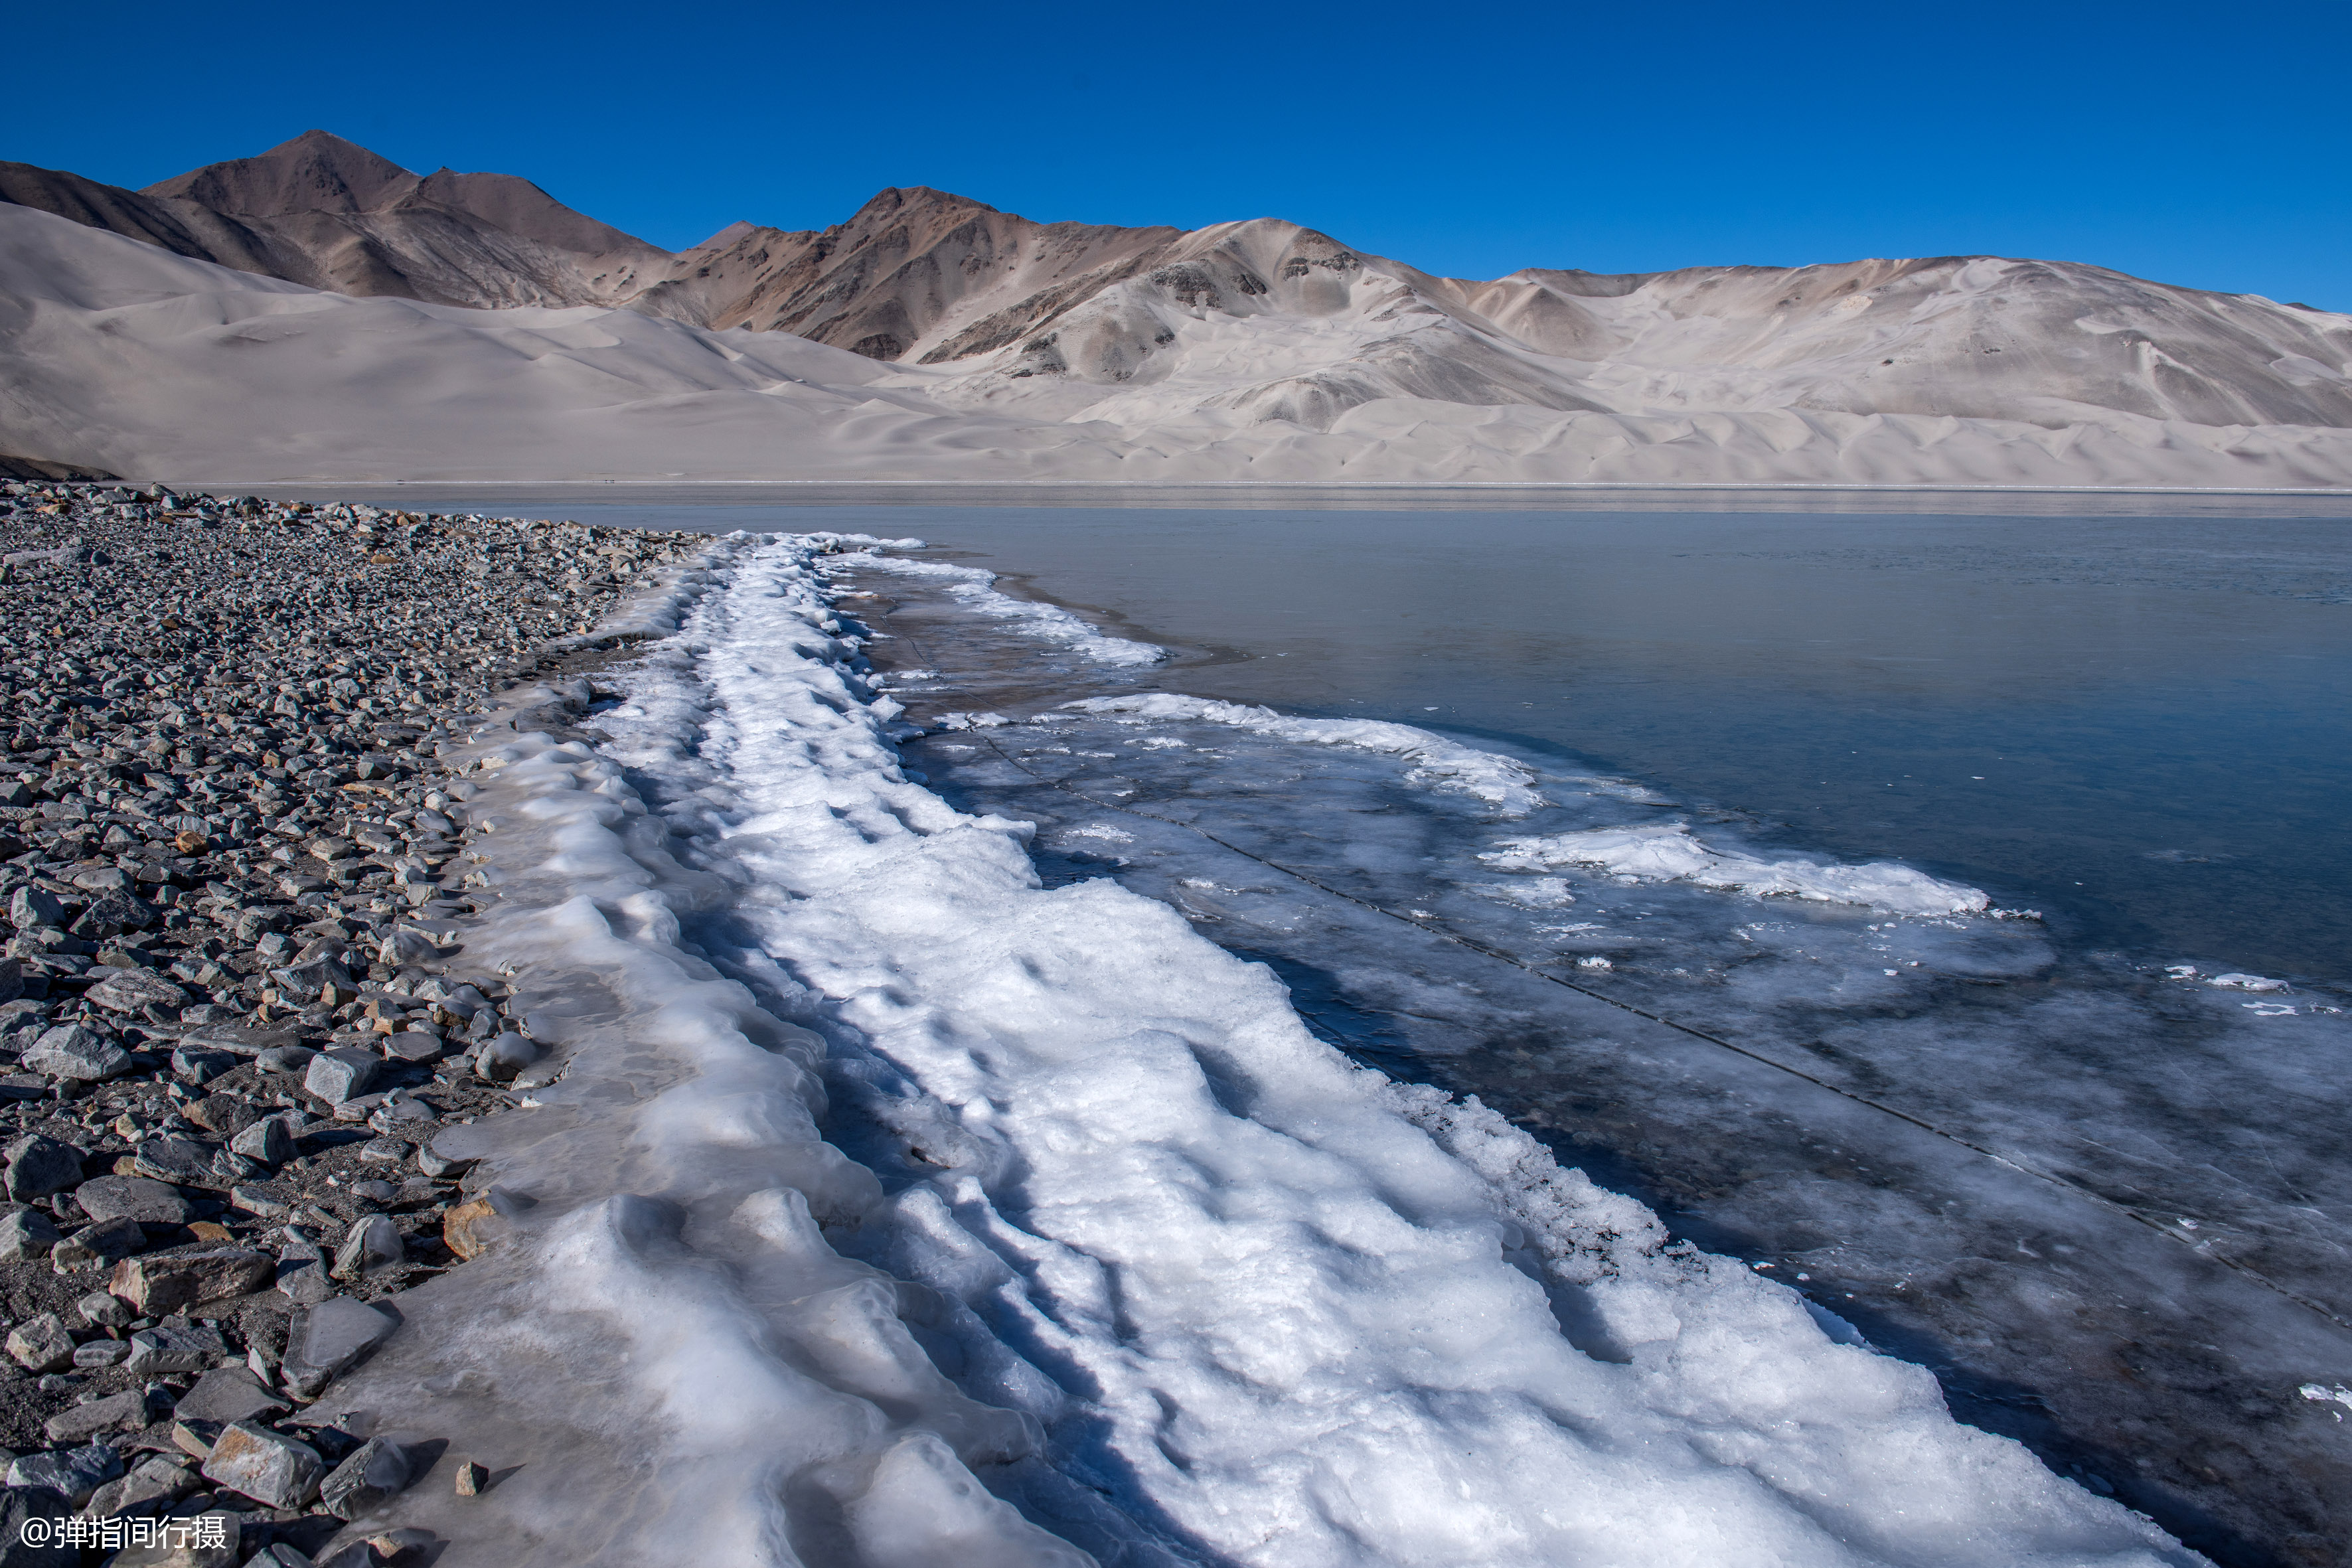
(6, 130, 2347, 445)
(2, 130, 666, 308)
(627, 187, 1182, 362)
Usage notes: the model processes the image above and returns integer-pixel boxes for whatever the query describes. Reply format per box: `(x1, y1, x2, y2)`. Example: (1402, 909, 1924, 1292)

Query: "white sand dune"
(4, 177, 2351, 485)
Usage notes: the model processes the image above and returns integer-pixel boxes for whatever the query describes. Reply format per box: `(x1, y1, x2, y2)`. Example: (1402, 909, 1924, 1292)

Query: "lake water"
(277, 485, 2352, 1564)
(286, 486, 2352, 976)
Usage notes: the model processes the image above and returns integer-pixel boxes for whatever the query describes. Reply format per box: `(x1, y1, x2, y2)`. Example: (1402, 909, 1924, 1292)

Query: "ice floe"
(1065, 693, 1547, 815)
(1481, 822, 1993, 915)
(847, 548, 1165, 667)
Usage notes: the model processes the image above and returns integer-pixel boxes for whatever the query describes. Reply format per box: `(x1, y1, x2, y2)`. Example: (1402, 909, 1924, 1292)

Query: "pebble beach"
(0, 480, 698, 1565)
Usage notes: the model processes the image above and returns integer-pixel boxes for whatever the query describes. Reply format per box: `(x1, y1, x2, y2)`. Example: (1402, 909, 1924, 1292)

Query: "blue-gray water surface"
(388, 495, 2352, 980)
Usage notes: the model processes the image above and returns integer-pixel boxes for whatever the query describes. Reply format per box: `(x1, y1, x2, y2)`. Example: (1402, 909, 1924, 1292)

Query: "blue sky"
(7, 0, 2347, 307)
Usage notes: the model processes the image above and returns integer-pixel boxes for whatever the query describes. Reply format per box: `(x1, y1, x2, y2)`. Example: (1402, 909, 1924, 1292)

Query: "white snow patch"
(848, 551, 1164, 666)
(2301, 1383, 2352, 1411)
(1065, 693, 1546, 815)
(1484, 823, 1992, 916)
(2207, 972, 2291, 992)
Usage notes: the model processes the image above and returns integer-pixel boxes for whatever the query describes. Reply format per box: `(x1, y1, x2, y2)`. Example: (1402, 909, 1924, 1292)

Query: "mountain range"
(3, 129, 2349, 487)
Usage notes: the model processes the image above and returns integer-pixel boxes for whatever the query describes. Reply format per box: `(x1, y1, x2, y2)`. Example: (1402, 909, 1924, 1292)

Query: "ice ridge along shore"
(308, 531, 2199, 1564)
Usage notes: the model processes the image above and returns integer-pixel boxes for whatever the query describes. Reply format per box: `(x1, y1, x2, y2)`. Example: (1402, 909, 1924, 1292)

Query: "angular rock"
(0, 958, 21, 1006)
(83, 969, 190, 1015)
(42, 1385, 154, 1445)
(22, 1024, 133, 1081)
(200, 1419, 322, 1508)
(82, 1453, 198, 1520)
(171, 1419, 223, 1462)
(75, 1175, 193, 1224)
(367, 1098, 434, 1136)
(381, 1030, 444, 1063)
(331, 1215, 402, 1280)
(51, 1215, 148, 1271)
(8, 887, 63, 929)
(256, 1045, 319, 1075)
(267, 956, 352, 1004)
(169, 1365, 289, 1425)
(181, 1095, 261, 1138)
(275, 1258, 334, 1305)
(228, 1185, 291, 1221)
(71, 1338, 129, 1368)
(181, 1022, 299, 1058)
(123, 1320, 228, 1375)
(229, 1117, 293, 1166)
(102, 1516, 242, 1567)
(319, 1435, 415, 1521)
(76, 1289, 132, 1326)
(5, 1312, 76, 1372)
(3, 1135, 86, 1202)
(110, 1249, 275, 1314)
(5, 1443, 121, 1506)
(280, 1298, 398, 1398)
(131, 1136, 223, 1188)
(303, 1049, 380, 1105)
(0, 1206, 62, 1260)
(0, 1482, 73, 1565)
(71, 890, 156, 938)
(169, 1046, 234, 1084)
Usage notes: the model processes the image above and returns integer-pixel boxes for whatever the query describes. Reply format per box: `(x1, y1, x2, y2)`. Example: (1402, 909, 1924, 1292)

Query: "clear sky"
(6, 0, 2347, 307)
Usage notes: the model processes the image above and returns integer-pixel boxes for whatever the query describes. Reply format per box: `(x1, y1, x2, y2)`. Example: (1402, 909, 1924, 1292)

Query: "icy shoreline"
(359, 533, 2197, 1565)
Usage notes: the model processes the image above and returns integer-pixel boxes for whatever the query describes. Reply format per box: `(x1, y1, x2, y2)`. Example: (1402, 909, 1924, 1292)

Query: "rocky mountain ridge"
(3, 131, 2350, 485)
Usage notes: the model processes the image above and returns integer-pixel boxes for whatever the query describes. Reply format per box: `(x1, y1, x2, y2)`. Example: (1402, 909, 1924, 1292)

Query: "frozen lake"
(270, 485, 2352, 1563)
(279, 486, 2352, 975)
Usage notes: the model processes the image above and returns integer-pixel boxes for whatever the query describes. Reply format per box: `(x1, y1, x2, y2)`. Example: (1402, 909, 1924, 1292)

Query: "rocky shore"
(0, 480, 703, 1565)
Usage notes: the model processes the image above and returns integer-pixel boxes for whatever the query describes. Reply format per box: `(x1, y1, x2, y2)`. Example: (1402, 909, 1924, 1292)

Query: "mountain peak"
(144, 129, 418, 217)
(844, 186, 1001, 225)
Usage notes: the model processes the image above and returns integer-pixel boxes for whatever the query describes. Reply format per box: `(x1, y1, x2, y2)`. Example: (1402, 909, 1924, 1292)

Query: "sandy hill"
(3, 133, 2349, 486)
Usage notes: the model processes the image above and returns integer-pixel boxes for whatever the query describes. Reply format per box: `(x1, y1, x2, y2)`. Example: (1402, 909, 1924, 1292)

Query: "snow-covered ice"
(850, 550, 1166, 668)
(1067, 694, 1547, 814)
(823, 539, 2352, 1560)
(322, 534, 2204, 1566)
(1479, 823, 1993, 915)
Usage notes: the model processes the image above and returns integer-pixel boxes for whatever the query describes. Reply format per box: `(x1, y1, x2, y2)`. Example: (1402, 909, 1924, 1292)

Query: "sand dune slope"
(5, 196, 2351, 487)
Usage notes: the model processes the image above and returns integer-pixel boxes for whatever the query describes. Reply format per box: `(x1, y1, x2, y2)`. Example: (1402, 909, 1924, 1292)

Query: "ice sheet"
(836, 550, 2352, 1561)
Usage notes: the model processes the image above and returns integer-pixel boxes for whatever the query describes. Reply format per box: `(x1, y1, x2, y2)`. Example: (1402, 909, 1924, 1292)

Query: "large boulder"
(82, 968, 189, 1015)
(279, 1298, 398, 1399)
(200, 1421, 321, 1510)
(22, 1025, 133, 1081)
(75, 1175, 192, 1225)
(3, 1135, 86, 1202)
(110, 1249, 275, 1314)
